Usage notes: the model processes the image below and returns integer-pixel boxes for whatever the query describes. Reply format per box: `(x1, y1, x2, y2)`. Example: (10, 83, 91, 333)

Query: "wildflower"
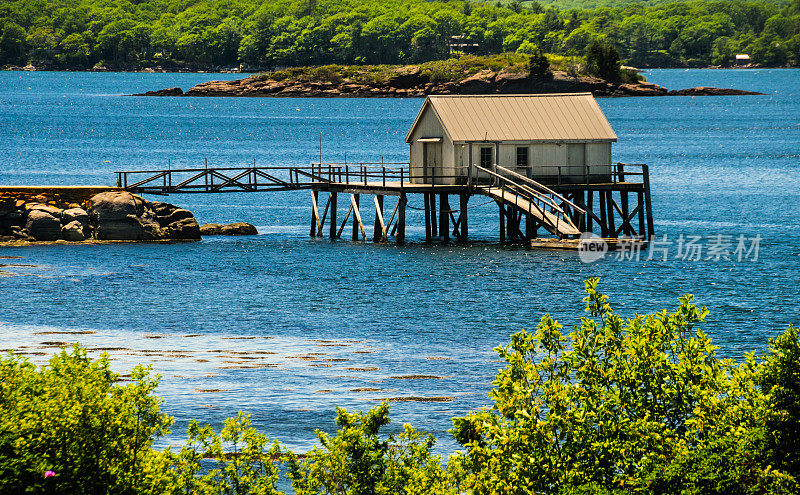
(44, 470, 55, 478)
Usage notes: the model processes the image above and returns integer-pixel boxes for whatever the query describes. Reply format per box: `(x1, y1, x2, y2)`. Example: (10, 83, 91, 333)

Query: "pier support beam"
(642, 163, 654, 238)
(310, 190, 320, 237)
(458, 194, 469, 242)
(620, 191, 630, 235)
(373, 195, 386, 243)
(329, 192, 337, 239)
(351, 194, 362, 241)
(638, 190, 645, 238)
(498, 202, 506, 243)
(430, 194, 438, 238)
(424, 194, 432, 243)
(526, 214, 536, 241)
(397, 193, 406, 245)
(573, 191, 586, 231)
(599, 191, 608, 237)
(439, 194, 449, 244)
(506, 205, 519, 241)
(605, 191, 616, 237)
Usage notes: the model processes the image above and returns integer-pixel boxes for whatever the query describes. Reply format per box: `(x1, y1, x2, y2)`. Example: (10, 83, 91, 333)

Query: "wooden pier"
(116, 161, 653, 247)
(115, 94, 654, 249)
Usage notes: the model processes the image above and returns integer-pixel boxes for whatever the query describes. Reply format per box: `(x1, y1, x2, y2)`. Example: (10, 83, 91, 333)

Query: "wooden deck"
(312, 180, 466, 195)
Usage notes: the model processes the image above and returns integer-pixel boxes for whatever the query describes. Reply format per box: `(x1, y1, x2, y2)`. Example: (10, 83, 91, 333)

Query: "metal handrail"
(492, 165, 585, 215)
(474, 164, 581, 235)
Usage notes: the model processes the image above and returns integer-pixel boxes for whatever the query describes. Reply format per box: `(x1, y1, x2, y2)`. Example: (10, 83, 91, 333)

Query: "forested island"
(1, 0, 798, 72)
(136, 54, 765, 97)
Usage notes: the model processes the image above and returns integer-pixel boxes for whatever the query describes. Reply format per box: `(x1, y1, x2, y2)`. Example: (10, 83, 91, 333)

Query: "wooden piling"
(373, 195, 385, 243)
(430, 194, 438, 238)
(352, 193, 360, 241)
(459, 194, 469, 242)
(637, 190, 645, 237)
(599, 190, 608, 237)
(439, 194, 449, 243)
(574, 190, 586, 231)
(526, 214, 535, 240)
(329, 192, 337, 239)
(620, 191, 631, 236)
(506, 205, 519, 240)
(606, 191, 615, 235)
(397, 193, 406, 245)
(498, 202, 506, 243)
(310, 190, 320, 237)
(642, 163, 654, 238)
(424, 194, 432, 243)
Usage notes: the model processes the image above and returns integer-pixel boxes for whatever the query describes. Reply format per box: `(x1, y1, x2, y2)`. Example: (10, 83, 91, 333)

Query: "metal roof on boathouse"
(405, 93, 617, 143)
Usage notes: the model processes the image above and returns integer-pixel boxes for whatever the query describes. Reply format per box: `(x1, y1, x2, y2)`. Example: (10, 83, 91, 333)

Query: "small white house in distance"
(405, 93, 617, 185)
(735, 54, 751, 65)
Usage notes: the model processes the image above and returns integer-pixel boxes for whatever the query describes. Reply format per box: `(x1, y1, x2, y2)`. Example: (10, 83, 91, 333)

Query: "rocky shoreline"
(0, 188, 258, 245)
(135, 67, 765, 98)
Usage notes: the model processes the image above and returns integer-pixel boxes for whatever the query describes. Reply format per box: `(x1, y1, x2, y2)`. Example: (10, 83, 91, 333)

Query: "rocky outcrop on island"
(133, 87, 184, 96)
(666, 86, 764, 96)
(199, 222, 258, 235)
(0, 189, 200, 243)
(137, 66, 764, 98)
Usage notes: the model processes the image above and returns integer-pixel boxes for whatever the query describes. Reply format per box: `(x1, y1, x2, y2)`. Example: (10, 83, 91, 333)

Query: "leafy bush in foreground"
(2, 279, 799, 495)
(0, 346, 172, 495)
(142, 412, 283, 495)
(286, 403, 454, 495)
(450, 278, 799, 494)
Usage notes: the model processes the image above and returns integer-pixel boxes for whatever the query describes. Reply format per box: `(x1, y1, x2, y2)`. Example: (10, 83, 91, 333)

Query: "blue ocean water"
(1, 69, 799, 454)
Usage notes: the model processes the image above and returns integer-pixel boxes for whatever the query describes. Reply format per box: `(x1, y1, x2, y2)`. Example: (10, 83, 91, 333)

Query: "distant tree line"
(0, 0, 798, 70)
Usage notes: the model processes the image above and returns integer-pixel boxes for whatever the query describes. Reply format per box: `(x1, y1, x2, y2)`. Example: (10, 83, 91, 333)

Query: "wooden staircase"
(474, 165, 584, 238)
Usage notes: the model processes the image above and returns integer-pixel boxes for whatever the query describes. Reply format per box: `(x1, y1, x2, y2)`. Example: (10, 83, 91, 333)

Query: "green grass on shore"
(260, 54, 545, 85)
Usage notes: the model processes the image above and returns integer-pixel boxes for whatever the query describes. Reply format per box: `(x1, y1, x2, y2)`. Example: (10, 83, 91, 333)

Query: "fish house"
(405, 93, 617, 185)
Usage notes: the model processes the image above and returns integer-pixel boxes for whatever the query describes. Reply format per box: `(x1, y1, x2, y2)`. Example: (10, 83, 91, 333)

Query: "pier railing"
(308, 162, 646, 187)
(116, 162, 647, 195)
(308, 163, 411, 188)
(115, 166, 337, 194)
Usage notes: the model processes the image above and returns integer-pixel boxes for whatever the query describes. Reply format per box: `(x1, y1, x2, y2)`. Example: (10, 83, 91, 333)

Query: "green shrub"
(758, 326, 800, 479)
(142, 412, 283, 495)
(450, 278, 799, 494)
(308, 65, 343, 84)
(585, 40, 621, 81)
(286, 403, 454, 495)
(526, 46, 552, 80)
(0, 345, 172, 495)
(620, 68, 645, 83)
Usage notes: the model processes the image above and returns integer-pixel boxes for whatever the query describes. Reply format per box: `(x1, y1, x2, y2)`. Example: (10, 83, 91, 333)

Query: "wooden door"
(424, 142, 442, 184)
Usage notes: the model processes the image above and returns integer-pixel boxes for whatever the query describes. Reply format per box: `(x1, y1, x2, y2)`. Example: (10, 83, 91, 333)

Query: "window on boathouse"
(480, 147, 492, 168)
(516, 146, 529, 168)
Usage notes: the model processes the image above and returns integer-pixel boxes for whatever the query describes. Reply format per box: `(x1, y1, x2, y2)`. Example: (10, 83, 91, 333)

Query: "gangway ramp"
(473, 165, 583, 238)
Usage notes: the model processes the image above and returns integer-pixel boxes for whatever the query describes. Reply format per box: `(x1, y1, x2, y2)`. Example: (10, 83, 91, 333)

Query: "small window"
(516, 147, 529, 168)
(479, 147, 493, 168)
